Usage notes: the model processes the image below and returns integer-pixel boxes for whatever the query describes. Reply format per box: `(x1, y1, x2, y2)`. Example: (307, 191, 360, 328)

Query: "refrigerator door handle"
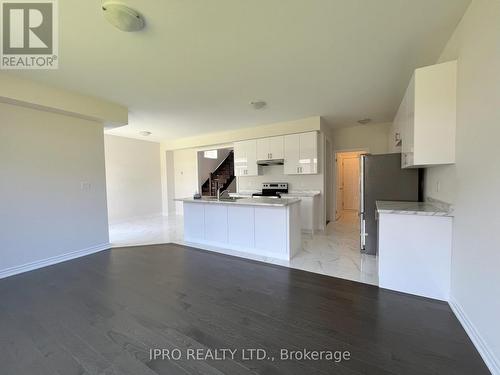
(359, 155, 365, 214)
(360, 215, 367, 250)
(359, 155, 366, 251)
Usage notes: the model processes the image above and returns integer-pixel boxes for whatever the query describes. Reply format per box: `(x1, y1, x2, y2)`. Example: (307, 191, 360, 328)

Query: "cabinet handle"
(270, 153, 272, 159)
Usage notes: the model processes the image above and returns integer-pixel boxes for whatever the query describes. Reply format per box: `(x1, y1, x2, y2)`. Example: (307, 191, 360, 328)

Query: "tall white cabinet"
(284, 131, 318, 175)
(394, 60, 457, 168)
(234, 140, 258, 176)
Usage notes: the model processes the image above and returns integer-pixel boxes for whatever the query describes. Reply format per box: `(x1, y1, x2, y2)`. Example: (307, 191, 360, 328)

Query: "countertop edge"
(175, 197, 301, 207)
(376, 200, 454, 217)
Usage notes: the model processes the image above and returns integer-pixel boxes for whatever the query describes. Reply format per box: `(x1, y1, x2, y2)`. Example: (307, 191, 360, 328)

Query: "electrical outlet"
(81, 182, 91, 192)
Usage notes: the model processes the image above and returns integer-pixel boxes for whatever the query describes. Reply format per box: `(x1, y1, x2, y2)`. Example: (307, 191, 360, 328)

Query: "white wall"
(162, 150, 176, 215)
(424, 1, 500, 372)
(0, 102, 109, 276)
(0, 74, 128, 127)
(331, 122, 391, 153)
(163, 116, 321, 150)
(104, 135, 162, 223)
(173, 148, 199, 214)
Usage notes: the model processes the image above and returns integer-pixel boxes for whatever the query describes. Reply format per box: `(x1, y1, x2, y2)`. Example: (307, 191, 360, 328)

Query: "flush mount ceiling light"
(250, 100, 267, 110)
(357, 118, 372, 125)
(139, 131, 152, 136)
(102, 2, 145, 32)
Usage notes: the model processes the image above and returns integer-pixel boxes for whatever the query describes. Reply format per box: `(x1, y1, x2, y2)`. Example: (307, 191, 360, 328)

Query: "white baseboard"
(108, 212, 163, 225)
(450, 297, 500, 375)
(0, 243, 110, 280)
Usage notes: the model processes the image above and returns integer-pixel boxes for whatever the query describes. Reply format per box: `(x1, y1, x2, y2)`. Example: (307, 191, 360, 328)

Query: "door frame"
(334, 148, 368, 221)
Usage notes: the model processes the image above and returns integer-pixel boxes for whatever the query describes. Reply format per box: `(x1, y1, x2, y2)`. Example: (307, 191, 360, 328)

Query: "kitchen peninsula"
(176, 197, 302, 261)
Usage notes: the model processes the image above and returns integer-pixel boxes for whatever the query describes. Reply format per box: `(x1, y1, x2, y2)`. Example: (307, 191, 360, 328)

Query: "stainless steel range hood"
(257, 159, 284, 166)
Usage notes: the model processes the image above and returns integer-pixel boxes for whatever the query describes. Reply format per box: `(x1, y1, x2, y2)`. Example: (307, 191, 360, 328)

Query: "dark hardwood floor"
(0, 243, 489, 375)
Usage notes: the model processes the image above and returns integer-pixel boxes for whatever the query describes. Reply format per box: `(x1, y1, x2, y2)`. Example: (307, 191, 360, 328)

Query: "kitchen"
(174, 59, 458, 302)
(2, 1, 497, 373)
(176, 131, 321, 262)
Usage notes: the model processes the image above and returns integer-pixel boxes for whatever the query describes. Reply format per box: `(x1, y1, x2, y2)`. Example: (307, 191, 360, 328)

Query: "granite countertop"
(376, 200, 453, 217)
(176, 197, 301, 207)
(281, 190, 321, 197)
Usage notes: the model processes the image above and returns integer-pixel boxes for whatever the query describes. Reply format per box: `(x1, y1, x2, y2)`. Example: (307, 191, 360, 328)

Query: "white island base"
(180, 198, 302, 262)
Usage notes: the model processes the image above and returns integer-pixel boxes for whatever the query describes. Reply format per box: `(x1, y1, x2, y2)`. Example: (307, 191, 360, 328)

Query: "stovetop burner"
(252, 182, 288, 198)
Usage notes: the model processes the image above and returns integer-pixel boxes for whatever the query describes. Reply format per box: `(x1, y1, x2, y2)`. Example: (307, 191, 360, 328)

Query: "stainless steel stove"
(252, 183, 288, 198)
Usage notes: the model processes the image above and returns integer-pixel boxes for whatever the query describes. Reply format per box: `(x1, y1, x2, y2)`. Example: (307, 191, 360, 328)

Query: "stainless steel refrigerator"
(360, 153, 420, 255)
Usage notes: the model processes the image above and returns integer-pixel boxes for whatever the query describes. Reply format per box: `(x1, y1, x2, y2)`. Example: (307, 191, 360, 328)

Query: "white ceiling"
(5, 0, 470, 142)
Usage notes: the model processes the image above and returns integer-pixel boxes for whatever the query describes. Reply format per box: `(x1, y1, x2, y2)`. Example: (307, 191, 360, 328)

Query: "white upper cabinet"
(256, 136, 284, 160)
(234, 140, 258, 176)
(284, 134, 300, 174)
(284, 131, 318, 174)
(396, 60, 457, 168)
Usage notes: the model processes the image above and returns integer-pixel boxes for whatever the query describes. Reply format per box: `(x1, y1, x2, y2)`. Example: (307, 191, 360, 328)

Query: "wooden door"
(342, 156, 360, 211)
(335, 154, 343, 220)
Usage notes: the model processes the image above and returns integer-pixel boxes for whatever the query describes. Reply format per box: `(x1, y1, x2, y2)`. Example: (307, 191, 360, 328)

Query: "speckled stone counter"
(376, 200, 453, 217)
(176, 197, 301, 207)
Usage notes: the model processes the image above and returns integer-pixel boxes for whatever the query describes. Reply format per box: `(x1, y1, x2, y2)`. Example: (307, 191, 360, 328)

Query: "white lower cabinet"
(299, 197, 314, 232)
(254, 207, 287, 257)
(204, 205, 228, 243)
(227, 206, 255, 247)
(182, 202, 301, 260)
(281, 193, 320, 232)
(183, 203, 205, 242)
(378, 213, 452, 301)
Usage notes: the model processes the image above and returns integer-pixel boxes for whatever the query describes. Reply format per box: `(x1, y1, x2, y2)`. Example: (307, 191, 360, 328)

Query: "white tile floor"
(109, 210, 378, 285)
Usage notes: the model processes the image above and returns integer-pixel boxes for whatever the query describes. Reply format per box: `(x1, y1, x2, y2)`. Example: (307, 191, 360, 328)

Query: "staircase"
(201, 150, 235, 196)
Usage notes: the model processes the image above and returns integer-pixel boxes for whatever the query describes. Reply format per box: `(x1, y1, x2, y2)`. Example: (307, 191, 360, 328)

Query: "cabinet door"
(299, 197, 313, 231)
(256, 138, 269, 161)
(245, 140, 258, 176)
(299, 132, 318, 174)
(183, 203, 205, 242)
(268, 136, 284, 159)
(401, 76, 415, 168)
(234, 141, 246, 177)
(254, 207, 287, 256)
(204, 204, 228, 243)
(284, 134, 300, 174)
(228, 206, 255, 247)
